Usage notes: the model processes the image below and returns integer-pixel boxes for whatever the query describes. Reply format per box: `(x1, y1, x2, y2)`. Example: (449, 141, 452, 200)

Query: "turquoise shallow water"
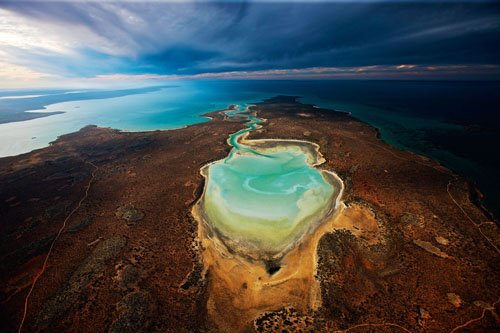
(0, 83, 273, 157)
(203, 107, 334, 258)
(1, 80, 498, 218)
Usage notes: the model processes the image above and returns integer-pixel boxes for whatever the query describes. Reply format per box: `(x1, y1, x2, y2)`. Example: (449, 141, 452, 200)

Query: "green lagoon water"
(203, 107, 335, 257)
(1, 80, 499, 218)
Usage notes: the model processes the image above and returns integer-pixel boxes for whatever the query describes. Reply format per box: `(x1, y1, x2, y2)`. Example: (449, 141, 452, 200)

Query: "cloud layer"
(1, 1, 499, 86)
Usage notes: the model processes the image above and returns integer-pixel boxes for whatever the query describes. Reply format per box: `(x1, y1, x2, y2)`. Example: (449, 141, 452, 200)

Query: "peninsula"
(1, 97, 499, 332)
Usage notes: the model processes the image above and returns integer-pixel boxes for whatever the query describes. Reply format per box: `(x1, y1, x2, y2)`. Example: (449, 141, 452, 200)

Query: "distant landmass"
(0, 86, 170, 124)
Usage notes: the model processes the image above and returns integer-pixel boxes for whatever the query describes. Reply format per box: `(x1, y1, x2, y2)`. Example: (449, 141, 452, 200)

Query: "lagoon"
(202, 107, 338, 259)
(0, 80, 498, 218)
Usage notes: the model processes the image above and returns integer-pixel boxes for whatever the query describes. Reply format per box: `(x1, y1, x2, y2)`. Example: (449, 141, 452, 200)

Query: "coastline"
(0, 86, 171, 125)
(191, 108, 346, 329)
(1, 96, 499, 332)
(1, 91, 497, 223)
(192, 108, 345, 255)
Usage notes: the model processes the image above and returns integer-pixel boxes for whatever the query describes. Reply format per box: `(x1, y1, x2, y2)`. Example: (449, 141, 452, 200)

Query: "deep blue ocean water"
(1, 80, 499, 218)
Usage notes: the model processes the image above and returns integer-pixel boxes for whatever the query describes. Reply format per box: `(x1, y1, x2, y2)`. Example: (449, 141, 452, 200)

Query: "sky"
(0, 0, 499, 88)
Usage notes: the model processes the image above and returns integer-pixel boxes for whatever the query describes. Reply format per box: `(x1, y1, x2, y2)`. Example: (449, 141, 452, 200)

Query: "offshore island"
(1, 96, 499, 332)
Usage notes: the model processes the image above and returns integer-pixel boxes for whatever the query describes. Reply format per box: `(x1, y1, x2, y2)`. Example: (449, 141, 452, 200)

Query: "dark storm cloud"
(1, 1, 499, 77)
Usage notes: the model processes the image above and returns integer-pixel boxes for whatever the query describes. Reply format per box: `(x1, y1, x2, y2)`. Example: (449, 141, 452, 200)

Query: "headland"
(0, 96, 499, 332)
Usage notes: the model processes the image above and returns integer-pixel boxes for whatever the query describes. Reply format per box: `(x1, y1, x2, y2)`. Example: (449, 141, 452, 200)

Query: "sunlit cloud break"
(87, 65, 500, 82)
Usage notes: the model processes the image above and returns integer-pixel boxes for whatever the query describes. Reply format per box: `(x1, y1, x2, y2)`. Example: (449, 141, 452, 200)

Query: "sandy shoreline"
(1, 96, 499, 332)
(191, 106, 346, 330)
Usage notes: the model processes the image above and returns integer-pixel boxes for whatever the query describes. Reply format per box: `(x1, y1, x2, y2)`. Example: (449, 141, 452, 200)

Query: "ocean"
(1, 80, 499, 218)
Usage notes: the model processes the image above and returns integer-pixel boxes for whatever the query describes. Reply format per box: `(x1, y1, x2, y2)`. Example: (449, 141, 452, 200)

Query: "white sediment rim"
(192, 105, 345, 261)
